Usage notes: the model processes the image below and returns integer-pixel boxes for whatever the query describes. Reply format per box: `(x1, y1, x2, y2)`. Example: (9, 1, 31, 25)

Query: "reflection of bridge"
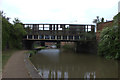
(23, 24, 96, 52)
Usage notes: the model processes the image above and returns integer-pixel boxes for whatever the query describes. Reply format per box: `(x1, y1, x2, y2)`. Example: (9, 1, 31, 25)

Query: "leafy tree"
(113, 12, 120, 25)
(101, 17, 104, 22)
(11, 18, 27, 49)
(1, 11, 27, 50)
(93, 16, 105, 24)
(13, 18, 22, 24)
(93, 16, 100, 24)
(98, 13, 120, 59)
(1, 11, 12, 49)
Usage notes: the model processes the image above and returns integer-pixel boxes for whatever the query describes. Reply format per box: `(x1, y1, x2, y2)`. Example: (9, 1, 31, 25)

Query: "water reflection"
(38, 65, 96, 79)
(38, 68, 68, 78)
(31, 49, 118, 78)
(38, 49, 60, 62)
(84, 72, 96, 80)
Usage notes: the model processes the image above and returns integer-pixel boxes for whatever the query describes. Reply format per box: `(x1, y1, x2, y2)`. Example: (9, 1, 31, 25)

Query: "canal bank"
(24, 53, 41, 78)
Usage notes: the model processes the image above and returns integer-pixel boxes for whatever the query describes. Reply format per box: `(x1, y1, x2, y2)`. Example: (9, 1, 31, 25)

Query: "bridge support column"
(55, 36, 57, 40)
(75, 41, 86, 53)
(79, 36, 80, 40)
(56, 41, 61, 48)
(50, 36, 51, 40)
(32, 35, 34, 39)
(41, 41, 45, 46)
(67, 36, 69, 40)
(38, 35, 39, 39)
(43, 35, 45, 39)
(23, 40, 34, 50)
(61, 36, 63, 40)
(27, 35, 28, 39)
(75, 41, 97, 54)
(73, 36, 75, 40)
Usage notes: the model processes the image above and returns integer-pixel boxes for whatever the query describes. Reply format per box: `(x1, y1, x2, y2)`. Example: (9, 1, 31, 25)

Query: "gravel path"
(2, 50, 30, 78)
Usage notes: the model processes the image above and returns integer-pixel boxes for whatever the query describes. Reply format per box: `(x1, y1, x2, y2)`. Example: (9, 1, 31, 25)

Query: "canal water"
(30, 49, 118, 78)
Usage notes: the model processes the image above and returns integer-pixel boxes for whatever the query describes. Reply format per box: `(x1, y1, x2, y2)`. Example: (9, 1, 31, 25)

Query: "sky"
(0, 0, 120, 24)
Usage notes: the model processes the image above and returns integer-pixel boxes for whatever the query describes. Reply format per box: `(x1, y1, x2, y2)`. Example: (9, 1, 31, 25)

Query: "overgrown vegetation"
(62, 44, 75, 52)
(1, 11, 27, 50)
(27, 50, 37, 57)
(98, 12, 120, 59)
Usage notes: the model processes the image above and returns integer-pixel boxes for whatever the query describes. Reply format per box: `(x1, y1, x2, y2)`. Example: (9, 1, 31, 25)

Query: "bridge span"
(23, 24, 95, 41)
(23, 23, 96, 53)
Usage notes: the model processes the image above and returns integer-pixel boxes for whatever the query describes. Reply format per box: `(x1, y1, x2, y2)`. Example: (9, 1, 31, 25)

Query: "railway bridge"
(23, 23, 96, 53)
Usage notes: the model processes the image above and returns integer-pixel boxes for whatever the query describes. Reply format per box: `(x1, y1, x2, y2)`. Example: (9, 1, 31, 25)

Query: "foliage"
(24, 26, 32, 34)
(26, 50, 37, 57)
(12, 23, 27, 49)
(62, 44, 75, 52)
(93, 16, 100, 23)
(93, 16, 105, 24)
(2, 15, 12, 49)
(113, 12, 120, 25)
(98, 13, 120, 59)
(85, 32, 96, 40)
(101, 17, 104, 22)
(1, 11, 27, 50)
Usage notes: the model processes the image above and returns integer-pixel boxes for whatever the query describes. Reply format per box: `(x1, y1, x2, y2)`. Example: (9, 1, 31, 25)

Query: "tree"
(101, 17, 104, 22)
(1, 11, 27, 50)
(93, 16, 105, 23)
(98, 13, 120, 59)
(13, 18, 21, 24)
(12, 18, 27, 49)
(1, 11, 12, 49)
(93, 16, 100, 24)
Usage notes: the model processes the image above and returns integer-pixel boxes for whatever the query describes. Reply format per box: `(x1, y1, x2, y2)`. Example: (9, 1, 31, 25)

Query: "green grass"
(2, 49, 18, 69)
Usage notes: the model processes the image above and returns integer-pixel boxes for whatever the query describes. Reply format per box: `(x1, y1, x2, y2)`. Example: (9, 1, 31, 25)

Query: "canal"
(30, 49, 118, 78)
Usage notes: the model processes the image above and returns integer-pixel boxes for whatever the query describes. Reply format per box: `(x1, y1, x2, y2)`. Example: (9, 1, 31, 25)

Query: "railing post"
(32, 35, 34, 39)
(44, 35, 45, 39)
(38, 35, 39, 39)
(61, 36, 63, 40)
(79, 36, 80, 40)
(27, 35, 28, 39)
(73, 36, 75, 40)
(50, 35, 51, 40)
(67, 36, 69, 40)
(55, 36, 57, 40)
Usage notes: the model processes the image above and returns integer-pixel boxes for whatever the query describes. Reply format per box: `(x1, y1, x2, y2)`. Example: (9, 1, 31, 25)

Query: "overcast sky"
(0, 0, 119, 24)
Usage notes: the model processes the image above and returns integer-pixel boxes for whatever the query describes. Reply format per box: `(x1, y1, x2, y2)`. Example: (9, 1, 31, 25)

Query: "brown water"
(30, 49, 118, 78)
